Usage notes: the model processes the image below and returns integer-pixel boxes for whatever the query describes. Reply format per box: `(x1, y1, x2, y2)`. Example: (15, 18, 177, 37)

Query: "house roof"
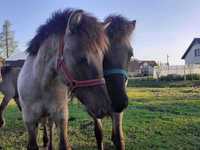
(181, 38, 200, 59)
(5, 60, 25, 67)
(6, 51, 27, 61)
(140, 61, 157, 67)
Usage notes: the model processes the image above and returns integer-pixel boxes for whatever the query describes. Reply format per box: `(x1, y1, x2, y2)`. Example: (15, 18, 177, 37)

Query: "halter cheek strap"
(104, 69, 128, 79)
(57, 36, 105, 92)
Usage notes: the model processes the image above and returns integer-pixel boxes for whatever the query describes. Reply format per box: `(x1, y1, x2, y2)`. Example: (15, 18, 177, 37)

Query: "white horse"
(18, 9, 111, 150)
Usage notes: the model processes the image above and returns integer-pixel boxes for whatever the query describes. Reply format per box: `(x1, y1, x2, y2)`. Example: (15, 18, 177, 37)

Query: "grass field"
(1, 86, 200, 149)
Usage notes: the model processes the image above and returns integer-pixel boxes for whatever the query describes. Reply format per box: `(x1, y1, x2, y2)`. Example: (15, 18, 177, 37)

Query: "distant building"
(5, 60, 25, 67)
(182, 38, 200, 64)
(128, 59, 157, 76)
(5, 51, 26, 67)
(6, 51, 26, 61)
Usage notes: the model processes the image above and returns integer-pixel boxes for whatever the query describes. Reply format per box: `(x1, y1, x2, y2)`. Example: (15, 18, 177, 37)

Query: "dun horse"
(0, 66, 22, 127)
(18, 9, 111, 150)
(93, 16, 136, 150)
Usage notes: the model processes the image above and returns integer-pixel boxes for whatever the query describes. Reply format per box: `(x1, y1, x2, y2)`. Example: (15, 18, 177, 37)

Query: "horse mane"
(104, 15, 134, 43)
(26, 9, 108, 55)
(1, 66, 12, 77)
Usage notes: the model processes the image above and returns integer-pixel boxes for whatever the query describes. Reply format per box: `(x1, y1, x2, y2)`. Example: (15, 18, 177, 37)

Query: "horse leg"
(41, 118, 52, 149)
(14, 97, 21, 111)
(0, 96, 12, 128)
(48, 120, 53, 150)
(57, 118, 71, 150)
(111, 112, 125, 150)
(94, 118, 104, 150)
(55, 107, 70, 150)
(26, 121, 39, 150)
(43, 123, 48, 147)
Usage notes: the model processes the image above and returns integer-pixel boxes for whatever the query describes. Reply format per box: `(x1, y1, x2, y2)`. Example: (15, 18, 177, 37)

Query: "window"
(194, 48, 200, 57)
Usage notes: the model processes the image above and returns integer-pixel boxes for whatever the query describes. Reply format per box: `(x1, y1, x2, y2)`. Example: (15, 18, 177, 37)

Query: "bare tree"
(0, 20, 17, 58)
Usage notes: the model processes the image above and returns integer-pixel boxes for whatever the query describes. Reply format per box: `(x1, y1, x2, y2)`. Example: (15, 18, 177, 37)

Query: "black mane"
(26, 9, 74, 55)
(104, 15, 134, 42)
(26, 8, 108, 56)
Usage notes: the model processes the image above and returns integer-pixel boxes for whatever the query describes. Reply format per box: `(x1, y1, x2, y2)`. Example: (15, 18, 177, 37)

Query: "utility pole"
(166, 54, 169, 75)
(167, 54, 169, 66)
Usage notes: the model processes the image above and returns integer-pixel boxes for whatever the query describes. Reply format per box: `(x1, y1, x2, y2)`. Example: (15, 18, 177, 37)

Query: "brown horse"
(0, 66, 22, 128)
(18, 9, 111, 150)
(93, 15, 136, 150)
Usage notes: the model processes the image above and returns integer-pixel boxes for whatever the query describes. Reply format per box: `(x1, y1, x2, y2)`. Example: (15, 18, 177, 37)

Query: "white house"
(182, 38, 200, 64)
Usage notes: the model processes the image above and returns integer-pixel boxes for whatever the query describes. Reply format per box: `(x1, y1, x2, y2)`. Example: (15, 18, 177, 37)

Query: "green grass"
(1, 87, 200, 149)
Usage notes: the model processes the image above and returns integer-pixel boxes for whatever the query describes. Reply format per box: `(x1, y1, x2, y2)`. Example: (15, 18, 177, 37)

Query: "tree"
(0, 20, 17, 58)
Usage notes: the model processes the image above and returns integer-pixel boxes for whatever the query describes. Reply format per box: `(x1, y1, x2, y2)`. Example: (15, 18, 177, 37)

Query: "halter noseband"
(57, 36, 105, 92)
(104, 68, 128, 79)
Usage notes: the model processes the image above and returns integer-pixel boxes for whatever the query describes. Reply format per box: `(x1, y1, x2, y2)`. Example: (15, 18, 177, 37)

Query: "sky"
(0, 0, 200, 65)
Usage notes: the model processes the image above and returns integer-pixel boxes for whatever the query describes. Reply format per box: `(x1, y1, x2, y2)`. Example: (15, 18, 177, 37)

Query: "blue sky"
(0, 0, 200, 65)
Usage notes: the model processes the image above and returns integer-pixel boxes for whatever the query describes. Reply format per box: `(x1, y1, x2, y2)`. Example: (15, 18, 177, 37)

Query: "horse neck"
(103, 48, 114, 69)
(33, 35, 60, 84)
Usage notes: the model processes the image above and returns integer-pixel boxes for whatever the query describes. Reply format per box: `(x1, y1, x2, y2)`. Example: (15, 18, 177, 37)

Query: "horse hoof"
(48, 146, 52, 150)
(67, 146, 72, 150)
(112, 137, 125, 150)
(0, 118, 5, 128)
(43, 139, 49, 147)
(27, 145, 39, 150)
(97, 144, 104, 150)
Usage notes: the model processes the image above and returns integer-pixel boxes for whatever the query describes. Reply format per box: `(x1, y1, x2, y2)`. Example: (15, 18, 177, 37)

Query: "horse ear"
(66, 10, 83, 33)
(131, 20, 136, 30)
(101, 22, 111, 30)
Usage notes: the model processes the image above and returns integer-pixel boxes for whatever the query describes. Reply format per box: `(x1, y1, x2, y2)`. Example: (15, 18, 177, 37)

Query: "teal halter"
(104, 69, 128, 79)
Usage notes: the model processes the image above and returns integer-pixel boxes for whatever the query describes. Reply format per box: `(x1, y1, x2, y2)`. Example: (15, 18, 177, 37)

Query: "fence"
(153, 64, 200, 79)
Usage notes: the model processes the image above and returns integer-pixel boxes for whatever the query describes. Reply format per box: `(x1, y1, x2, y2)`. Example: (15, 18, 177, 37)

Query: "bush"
(127, 79, 200, 88)
(159, 74, 200, 81)
(185, 74, 200, 80)
(160, 74, 184, 81)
